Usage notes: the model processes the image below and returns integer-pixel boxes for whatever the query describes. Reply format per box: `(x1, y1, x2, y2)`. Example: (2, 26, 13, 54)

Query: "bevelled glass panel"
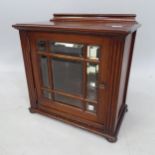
(37, 40, 46, 52)
(87, 45, 100, 60)
(52, 58, 83, 96)
(54, 93, 83, 108)
(50, 42, 84, 57)
(87, 63, 99, 101)
(40, 56, 50, 88)
(43, 90, 52, 100)
(86, 103, 96, 113)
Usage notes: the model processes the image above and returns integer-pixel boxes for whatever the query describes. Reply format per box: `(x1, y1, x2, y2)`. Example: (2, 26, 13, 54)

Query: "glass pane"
(52, 58, 83, 96)
(87, 45, 100, 60)
(86, 103, 96, 113)
(40, 56, 50, 88)
(55, 93, 83, 108)
(50, 42, 84, 57)
(37, 40, 46, 52)
(87, 63, 99, 101)
(43, 90, 52, 100)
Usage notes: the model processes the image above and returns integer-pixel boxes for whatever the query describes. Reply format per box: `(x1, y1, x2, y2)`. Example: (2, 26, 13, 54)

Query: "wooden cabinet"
(13, 13, 140, 142)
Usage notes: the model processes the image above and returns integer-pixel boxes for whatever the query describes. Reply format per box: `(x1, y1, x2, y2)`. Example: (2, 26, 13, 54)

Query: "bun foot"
(106, 137, 117, 143)
(29, 107, 37, 113)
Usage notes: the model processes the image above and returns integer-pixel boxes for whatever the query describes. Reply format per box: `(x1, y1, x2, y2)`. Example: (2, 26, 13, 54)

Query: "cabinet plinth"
(13, 13, 140, 142)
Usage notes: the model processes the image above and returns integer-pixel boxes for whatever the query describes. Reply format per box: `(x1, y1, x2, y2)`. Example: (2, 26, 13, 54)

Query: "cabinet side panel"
(116, 34, 132, 115)
(123, 32, 137, 105)
(116, 32, 136, 127)
(19, 30, 37, 108)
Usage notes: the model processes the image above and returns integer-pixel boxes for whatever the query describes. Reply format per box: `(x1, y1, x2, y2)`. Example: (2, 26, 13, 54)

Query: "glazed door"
(29, 32, 110, 123)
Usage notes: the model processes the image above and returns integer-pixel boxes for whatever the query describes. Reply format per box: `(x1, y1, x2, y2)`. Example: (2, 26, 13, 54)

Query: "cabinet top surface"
(13, 13, 140, 35)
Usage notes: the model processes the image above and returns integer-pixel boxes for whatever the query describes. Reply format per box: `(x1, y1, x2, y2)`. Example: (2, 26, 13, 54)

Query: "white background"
(0, 0, 155, 155)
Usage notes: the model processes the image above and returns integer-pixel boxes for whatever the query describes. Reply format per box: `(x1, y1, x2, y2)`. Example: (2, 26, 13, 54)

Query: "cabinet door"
(29, 32, 110, 124)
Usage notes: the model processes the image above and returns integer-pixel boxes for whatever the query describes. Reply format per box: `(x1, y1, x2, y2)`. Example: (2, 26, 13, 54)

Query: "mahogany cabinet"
(13, 14, 140, 142)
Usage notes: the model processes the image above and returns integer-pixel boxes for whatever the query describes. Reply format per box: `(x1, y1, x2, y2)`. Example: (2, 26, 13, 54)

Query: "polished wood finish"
(51, 14, 137, 23)
(13, 14, 140, 35)
(13, 14, 140, 142)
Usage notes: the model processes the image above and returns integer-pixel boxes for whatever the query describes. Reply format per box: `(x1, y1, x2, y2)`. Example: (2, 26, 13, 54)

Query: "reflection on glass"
(50, 42, 84, 57)
(87, 45, 100, 60)
(52, 58, 83, 96)
(40, 56, 49, 88)
(86, 103, 96, 113)
(43, 90, 52, 99)
(87, 63, 99, 101)
(37, 40, 46, 51)
(55, 93, 83, 108)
